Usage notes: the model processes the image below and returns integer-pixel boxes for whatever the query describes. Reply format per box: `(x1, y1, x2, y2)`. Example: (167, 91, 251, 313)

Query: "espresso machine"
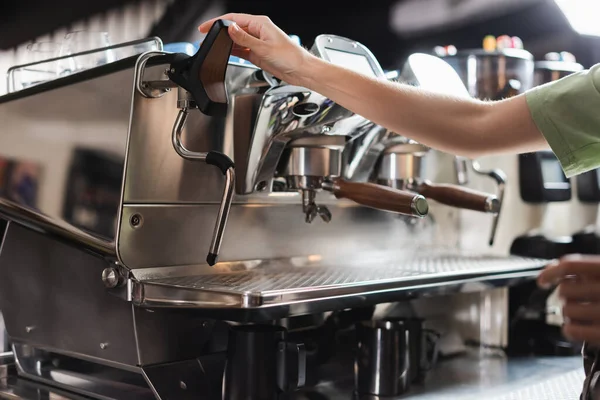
(0, 22, 561, 399)
(573, 168, 600, 254)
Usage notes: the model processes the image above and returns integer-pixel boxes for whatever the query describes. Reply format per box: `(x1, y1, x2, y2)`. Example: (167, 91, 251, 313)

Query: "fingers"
(563, 323, 600, 346)
(537, 254, 600, 288)
(558, 281, 600, 302)
(198, 13, 270, 35)
(563, 301, 600, 323)
(228, 23, 263, 52)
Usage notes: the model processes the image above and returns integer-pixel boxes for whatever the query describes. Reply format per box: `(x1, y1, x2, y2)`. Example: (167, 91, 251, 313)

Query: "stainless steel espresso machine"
(0, 21, 559, 399)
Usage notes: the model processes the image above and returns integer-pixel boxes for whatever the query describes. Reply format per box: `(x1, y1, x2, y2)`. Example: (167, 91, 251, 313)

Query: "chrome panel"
(0, 223, 217, 368)
(0, 65, 133, 245)
(132, 252, 546, 312)
(12, 344, 153, 400)
(291, 350, 584, 400)
(117, 204, 422, 269)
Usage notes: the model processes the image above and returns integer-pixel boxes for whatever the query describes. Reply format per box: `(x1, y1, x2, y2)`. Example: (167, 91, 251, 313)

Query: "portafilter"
(282, 137, 429, 223)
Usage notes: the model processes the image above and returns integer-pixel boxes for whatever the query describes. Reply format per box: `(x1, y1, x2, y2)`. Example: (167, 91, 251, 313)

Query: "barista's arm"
(199, 13, 547, 159)
(300, 57, 546, 158)
(199, 14, 600, 176)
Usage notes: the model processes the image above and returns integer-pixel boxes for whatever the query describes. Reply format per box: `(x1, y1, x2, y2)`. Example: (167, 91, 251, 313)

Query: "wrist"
(294, 54, 326, 88)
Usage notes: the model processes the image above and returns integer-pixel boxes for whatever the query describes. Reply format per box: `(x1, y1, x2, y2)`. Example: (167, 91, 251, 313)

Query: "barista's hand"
(538, 254, 600, 346)
(198, 13, 312, 85)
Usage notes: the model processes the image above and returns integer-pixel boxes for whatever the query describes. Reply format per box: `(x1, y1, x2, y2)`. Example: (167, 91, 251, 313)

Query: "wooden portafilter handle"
(416, 181, 500, 214)
(323, 178, 429, 217)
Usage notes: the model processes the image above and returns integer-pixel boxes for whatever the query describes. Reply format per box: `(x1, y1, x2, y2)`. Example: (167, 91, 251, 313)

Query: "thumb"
(229, 23, 262, 51)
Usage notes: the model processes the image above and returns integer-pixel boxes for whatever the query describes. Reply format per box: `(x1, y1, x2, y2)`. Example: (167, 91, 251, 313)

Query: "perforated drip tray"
(132, 251, 548, 314)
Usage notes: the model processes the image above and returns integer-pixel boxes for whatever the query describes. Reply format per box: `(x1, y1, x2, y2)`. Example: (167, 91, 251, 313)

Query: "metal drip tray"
(133, 252, 547, 315)
(490, 369, 585, 400)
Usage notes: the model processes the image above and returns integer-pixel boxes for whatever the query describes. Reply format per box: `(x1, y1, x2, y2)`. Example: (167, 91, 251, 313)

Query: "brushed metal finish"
(0, 223, 139, 368)
(0, 223, 217, 368)
(0, 65, 133, 246)
(242, 85, 372, 195)
(377, 149, 427, 182)
(117, 204, 420, 269)
(290, 352, 583, 400)
(142, 356, 225, 400)
(12, 344, 152, 400)
(490, 369, 585, 400)
(133, 252, 547, 310)
(284, 146, 343, 179)
(0, 352, 585, 400)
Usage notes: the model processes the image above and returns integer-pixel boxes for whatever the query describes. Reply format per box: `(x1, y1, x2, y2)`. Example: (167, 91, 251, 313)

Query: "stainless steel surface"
(102, 267, 124, 289)
(284, 144, 344, 180)
(298, 188, 332, 223)
(117, 201, 424, 269)
(0, 351, 587, 400)
(0, 376, 93, 400)
(8, 37, 163, 93)
(455, 156, 470, 185)
(376, 143, 429, 183)
(0, 56, 135, 252)
(142, 356, 225, 400)
(170, 107, 235, 265)
(133, 252, 547, 310)
(0, 223, 216, 369)
(242, 84, 370, 194)
(12, 344, 153, 400)
(0, 352, 13, 380)
(534, 61, 584, 86)
(472, 161, 507, 246)
(117, 53, 410, 269)
(355, 320, 410, 396)
(292, 351, 584, 400)
(442, 49, 535, 100)
(0, 314, 6, 353)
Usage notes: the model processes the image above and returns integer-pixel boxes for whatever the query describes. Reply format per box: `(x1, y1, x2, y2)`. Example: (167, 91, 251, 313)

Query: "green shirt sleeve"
(526, 63, 600, 178)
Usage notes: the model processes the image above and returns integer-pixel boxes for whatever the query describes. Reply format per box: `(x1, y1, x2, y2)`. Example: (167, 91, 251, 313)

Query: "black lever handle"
(168, 19, 234, 117)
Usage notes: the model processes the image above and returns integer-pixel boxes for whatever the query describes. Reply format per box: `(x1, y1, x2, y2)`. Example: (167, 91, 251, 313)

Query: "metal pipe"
(171, 107, 235, 266)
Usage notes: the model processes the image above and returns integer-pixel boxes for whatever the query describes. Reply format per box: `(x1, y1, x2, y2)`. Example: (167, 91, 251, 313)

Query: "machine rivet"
(130, 213, 143, 228)
(102, 268, 120, 289)
(100, 343, 109, 350)
(170, 68, 175, 73)
(25, 326, 35, 333)
(180, 381, 187, 390)
(321, 125, 331, 134)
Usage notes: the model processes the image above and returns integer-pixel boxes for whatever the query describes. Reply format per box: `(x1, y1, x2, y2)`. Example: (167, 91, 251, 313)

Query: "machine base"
(0, 349, 585, 399)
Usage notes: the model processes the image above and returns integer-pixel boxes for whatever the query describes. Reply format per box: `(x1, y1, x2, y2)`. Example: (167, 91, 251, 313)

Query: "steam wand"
(172, 90, 235, 266)
(471, 160, 506, 246)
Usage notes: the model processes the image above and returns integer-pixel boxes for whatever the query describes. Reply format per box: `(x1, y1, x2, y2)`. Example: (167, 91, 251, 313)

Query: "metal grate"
(490, 369, 585, 400)
(147, 254, 546, 294)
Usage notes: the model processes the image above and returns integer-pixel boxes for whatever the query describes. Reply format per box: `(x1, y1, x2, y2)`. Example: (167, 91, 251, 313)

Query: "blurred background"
(1, 0, 599, 95)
